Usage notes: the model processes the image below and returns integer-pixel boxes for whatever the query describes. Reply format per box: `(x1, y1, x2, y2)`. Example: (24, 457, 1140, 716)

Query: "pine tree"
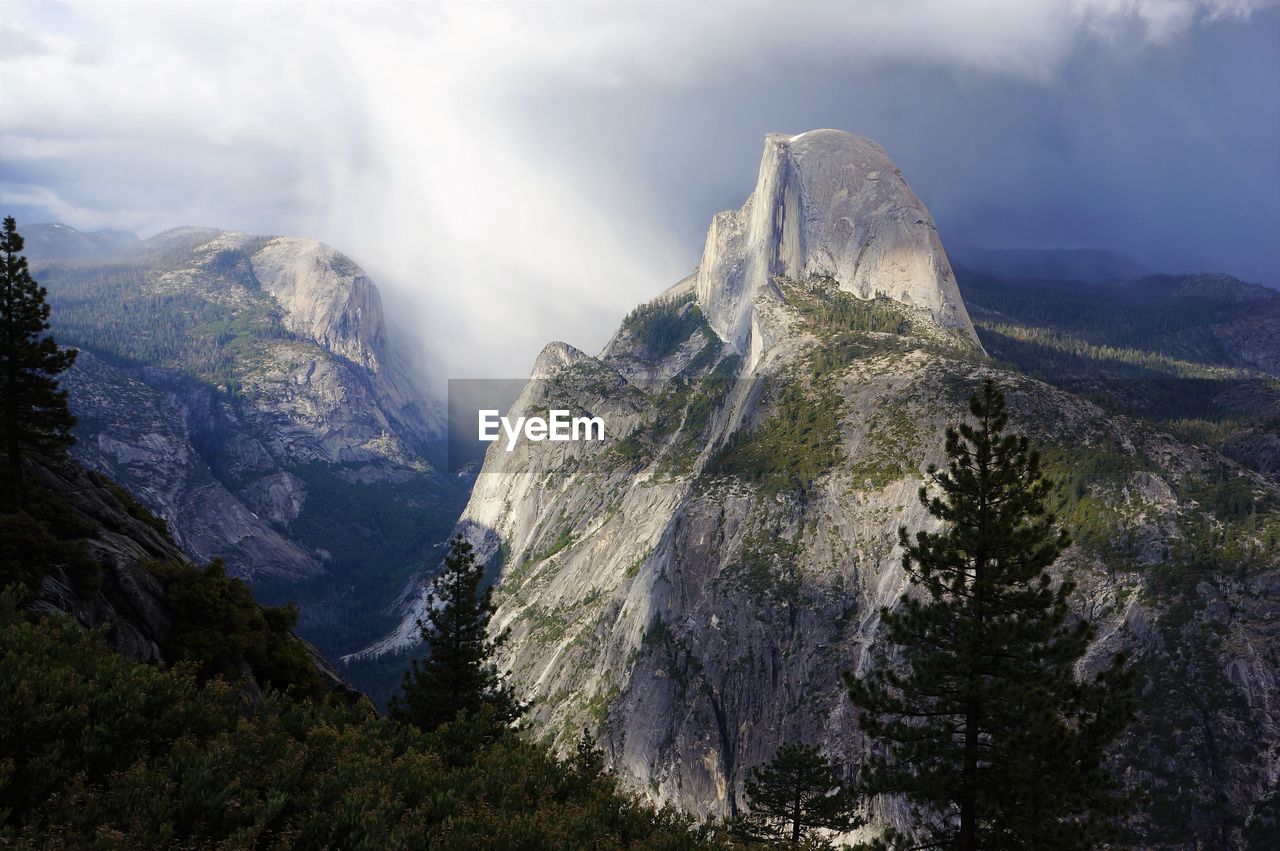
(0, 217, 78, 504)
(845, 380, 1134, 850)
(565, 726, 609, 795)
(390, 534, 525, 733)
(740, 742, 863, 847)
(570, 727, 606, 781)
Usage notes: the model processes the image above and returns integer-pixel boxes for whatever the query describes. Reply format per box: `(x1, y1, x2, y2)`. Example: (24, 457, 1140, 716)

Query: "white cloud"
(0, 0, 1274, 379)
(1072, 0, 1279, 43)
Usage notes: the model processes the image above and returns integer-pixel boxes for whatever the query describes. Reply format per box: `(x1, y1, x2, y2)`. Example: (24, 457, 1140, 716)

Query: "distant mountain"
(21, 222, 143, 260)
(958, 269, 1280, 479)
(26, 227, 466, 664)
(949, 242, 1148, 282)
(363, 130, 1280, 847)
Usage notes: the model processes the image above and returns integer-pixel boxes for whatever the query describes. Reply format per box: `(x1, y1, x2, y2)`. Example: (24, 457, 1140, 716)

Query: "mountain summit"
(28, 227, 465, 665)
(696, 130, 976, 355)
(364, 132, 1278, 843)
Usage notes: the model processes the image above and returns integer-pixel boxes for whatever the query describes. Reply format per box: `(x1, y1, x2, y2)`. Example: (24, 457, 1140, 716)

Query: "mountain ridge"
(12, 451, 360, 701)
(26, 226, 466, 667)
(364, 131, 1280, 846)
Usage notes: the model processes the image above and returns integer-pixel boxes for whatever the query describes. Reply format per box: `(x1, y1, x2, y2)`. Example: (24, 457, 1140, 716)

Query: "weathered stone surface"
(251, 237, 390, 373)
(247, 234, 443, 439)
(63, 351, 322, 580)
(368, 130, 1279, 847)
(695, 131, 976, 356)
(44, 230, 449, 582)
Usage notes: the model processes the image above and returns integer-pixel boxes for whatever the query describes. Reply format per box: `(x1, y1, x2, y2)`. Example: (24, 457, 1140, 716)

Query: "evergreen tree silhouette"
(846, 380, 1134, 850)
(391, 534, 525, 734)
(0, 217, 78, 505)
(740, 742, 863, 846)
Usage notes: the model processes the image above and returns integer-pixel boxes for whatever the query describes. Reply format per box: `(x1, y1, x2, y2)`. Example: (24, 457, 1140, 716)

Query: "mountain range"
(361, 130, 1279, 847)
(21, 128, 1280, 848)
(23, 226, 466, 675)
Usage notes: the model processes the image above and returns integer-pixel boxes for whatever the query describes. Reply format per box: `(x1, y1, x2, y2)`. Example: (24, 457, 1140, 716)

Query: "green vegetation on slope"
(150, 557, 327, 697)
(706, 378, 840, 495)
(716, 521, 804, 607)
(0, 463, 328, 698)
(977, 322, 1251, 380)
(958, 270, 1278, 365)
(0, 592, 732, 849)
(253, 462, 466, 661)
(621, 292, 702, 360)
(655, 353, 741, 476)
(703, 277, 958, 496)
(1039, 439, 1280, 584)
(609, 340, 740, 476)
(784, 276, 912, 337)
(0, 477, 98, 595)
(35, 246, 293, 396)
(958, 268, 1280, 476)
(1039, 443, 1151, 560)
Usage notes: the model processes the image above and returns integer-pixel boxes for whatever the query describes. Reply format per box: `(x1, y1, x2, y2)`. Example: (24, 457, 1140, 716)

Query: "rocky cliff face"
(695, 130, 975, 357)
(248, 236, 439, 433)
(20, 454, 357, 698)
(64, 350, 321, 580)
(30, 228, 465, 663)
(371, 131, 1279, 847)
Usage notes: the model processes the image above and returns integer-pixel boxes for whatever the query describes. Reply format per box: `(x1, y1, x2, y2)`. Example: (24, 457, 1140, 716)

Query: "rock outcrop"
(369, 131, 1280, 847)
(31, 227, 466, 674)
(248, 236, 440, 438)
(32, 228, 453, 583)
(251, 237, 390, 372)
(63, 351, 322, 580)
(695, 130, 976, 356)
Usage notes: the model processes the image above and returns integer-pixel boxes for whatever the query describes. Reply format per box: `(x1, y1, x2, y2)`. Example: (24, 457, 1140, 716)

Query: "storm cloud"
(2, 0, 1277, 381)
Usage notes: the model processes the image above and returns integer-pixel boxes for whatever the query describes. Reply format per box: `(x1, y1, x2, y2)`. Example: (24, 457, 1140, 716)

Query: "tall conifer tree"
(846, 380, 1133, 850)
(391, 534, 525, 733)
(740, 742, 863, 847)
(0, 217, 77, 504)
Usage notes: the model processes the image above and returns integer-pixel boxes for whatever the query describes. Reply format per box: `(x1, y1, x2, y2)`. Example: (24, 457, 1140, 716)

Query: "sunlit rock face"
(251, 237, 390, 374)
(247, 234, 444, 444)
(366, 132, 1279, 847)
(695, 130, 976, 357)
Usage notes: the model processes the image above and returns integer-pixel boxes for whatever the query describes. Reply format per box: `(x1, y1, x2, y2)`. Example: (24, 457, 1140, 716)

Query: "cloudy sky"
(2, 0, 1278, 381)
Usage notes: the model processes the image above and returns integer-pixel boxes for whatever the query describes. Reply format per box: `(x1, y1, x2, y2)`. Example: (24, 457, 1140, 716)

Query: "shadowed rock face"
(22, 454, 361, 701)
(63, 351, 322, 581)
(367, 130, 1280, 846)
(695, 130, 976, 357)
